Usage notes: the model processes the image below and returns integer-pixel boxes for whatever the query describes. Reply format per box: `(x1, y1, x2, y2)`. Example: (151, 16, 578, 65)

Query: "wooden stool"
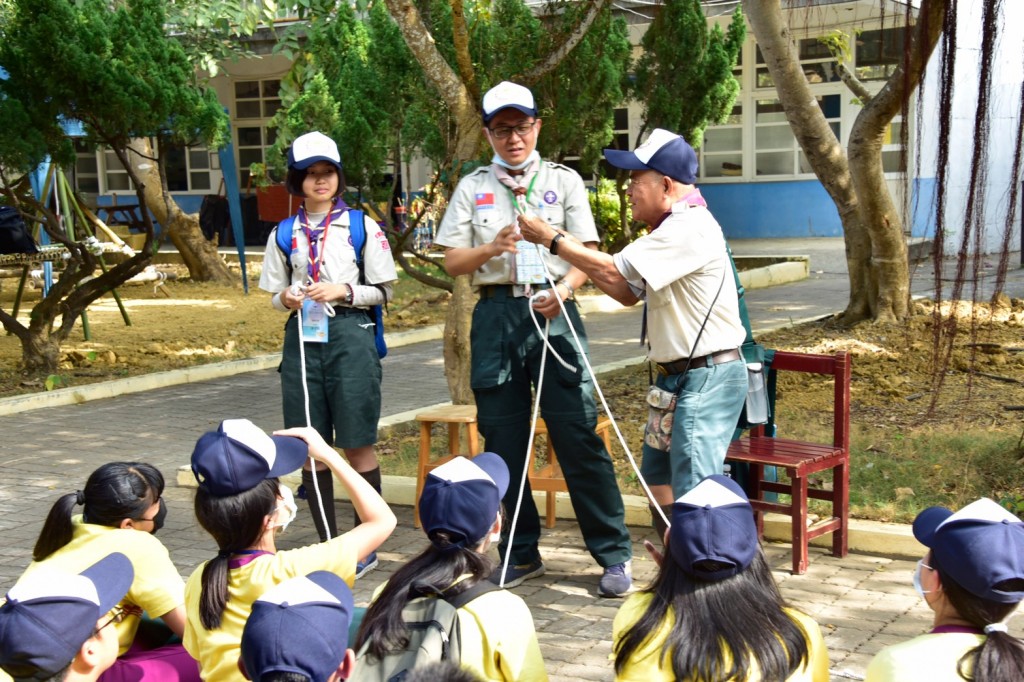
(413, 404, 480, 528)
(529, 417, 613, 528)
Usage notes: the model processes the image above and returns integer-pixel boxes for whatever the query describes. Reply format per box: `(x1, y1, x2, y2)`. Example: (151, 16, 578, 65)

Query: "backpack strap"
(274, 215, 296, 258)
(444, 580, 500, 610)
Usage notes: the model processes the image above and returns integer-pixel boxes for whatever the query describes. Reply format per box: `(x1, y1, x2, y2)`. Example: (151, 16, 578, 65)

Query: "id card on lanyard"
(299, 201, 344, 344)
(507, 176, 546, 284)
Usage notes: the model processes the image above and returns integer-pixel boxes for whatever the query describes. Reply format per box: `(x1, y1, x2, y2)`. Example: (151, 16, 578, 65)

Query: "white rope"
(496, 204, 670, 584)
(292, 283, 332, 541)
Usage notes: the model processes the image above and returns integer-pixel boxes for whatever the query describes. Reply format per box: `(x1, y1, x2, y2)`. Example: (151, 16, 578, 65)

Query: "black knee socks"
(302, 468, 337, 542)
(353, 467, 382, 527)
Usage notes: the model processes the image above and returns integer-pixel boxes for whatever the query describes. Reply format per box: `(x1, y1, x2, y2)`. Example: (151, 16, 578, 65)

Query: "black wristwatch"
(549, 232, 565, 255)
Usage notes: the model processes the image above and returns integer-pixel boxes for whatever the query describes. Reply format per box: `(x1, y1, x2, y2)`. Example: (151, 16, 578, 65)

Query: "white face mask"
(270, 483, 298, 531)
(913, 558, 934, 599)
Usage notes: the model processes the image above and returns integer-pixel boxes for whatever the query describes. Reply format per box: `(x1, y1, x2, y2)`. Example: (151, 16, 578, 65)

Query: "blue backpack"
(275, 209, 388, 358)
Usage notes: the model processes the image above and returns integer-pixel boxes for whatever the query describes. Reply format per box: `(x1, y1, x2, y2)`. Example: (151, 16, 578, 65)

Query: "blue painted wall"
(700, 178, 939, 240)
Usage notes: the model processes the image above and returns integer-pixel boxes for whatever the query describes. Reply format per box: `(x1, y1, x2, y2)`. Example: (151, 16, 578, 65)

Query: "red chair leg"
(833, 460, 850, 558)
(792, 473, 809, 575)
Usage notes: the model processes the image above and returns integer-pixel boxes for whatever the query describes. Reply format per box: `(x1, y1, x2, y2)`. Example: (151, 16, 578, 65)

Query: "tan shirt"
(435, 161, 598, 286)
(614, 202, 745, 363)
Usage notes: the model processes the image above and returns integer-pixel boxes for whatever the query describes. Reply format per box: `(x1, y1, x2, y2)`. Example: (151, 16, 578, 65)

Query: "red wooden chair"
(726, 350, 851, 574)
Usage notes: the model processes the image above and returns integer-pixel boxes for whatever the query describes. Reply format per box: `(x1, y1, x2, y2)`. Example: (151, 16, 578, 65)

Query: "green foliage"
(589, 178, 630, 251)
(0, 0, 228, 173)
(44, 374, 67, 391)
(165, 1, 279, 76)
(818, 29, 856, 65)
(632, 1, 745, 147)
(536, 6, 633, 174)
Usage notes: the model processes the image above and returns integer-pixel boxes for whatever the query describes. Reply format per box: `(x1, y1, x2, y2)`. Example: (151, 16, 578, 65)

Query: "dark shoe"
(489, 559, 545, 588)
(355, 552, 378, 580)
(598, 560, 632, 597)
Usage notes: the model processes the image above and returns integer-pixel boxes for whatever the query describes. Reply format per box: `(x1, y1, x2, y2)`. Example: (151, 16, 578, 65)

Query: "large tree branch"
(836, 61, 873, 103)
(520, 0, 612, 84)
(449, 0, 478, 103)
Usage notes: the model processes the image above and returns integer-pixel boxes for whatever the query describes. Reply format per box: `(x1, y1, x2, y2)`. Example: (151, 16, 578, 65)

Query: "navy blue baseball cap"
(191, 419, 308, 497)
(287, 131, 343, 171)
(482, 81, 537, 124)
(0, 553, 134, 679)
(914, 498, 1024, 603)
(603, 128, 699, 185)
(241, 571, 354, 681)
(670, 475, 758, 581)
(419, 453, 510, 547)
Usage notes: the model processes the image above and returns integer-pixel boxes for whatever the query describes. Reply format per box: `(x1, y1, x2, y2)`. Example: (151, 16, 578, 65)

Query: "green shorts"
(279, 309, 382, 449)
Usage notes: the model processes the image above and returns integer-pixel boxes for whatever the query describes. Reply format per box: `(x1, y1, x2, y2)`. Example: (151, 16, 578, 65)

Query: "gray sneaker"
(598, 560, 632, 597)
(489, 559, 546, 588)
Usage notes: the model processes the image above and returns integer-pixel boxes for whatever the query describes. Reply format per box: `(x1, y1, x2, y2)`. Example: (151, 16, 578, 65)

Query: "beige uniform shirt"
(614, 202, 745, 363)
(435, 161, 598, 286)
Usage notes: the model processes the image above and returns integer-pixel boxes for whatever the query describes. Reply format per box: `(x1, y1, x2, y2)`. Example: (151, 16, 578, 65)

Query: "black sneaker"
(489, 559, 545, 588)
(597, 560, 632, 597)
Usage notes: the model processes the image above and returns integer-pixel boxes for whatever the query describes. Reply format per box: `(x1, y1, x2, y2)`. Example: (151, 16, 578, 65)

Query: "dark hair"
(931, 556, 1024, 682)
(257, 673, 310, 682)
(354, 529, 495, 661)
(33, 462, 164, 561)
(403, 660, 484, 682)
(194, 479, 278, 630)
(285, 164, 345, 198)
(614, 546, 810, 681)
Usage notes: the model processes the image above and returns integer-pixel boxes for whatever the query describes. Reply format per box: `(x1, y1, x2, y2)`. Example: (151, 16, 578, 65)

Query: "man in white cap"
(434, 81, 633, 597)
(518, 128, 748, 539)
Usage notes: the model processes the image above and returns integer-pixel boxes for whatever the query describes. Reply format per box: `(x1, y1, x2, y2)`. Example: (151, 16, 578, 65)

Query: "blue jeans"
(641, 358, 748, 498)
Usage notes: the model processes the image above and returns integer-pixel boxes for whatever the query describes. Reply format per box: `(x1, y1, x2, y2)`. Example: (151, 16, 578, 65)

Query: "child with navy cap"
(183, 419, 396, 682)
(259, 130, 398, 578)
(355, 453, 547, 681)
(240, 571, 356, 682)
(866, 498, 1024, 681)
(0, 553, 133, 682)
(612, 475, 828, 681)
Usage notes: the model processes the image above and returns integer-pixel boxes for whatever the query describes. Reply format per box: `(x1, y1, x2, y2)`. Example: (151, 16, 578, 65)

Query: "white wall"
(918, 1, 1024, 255)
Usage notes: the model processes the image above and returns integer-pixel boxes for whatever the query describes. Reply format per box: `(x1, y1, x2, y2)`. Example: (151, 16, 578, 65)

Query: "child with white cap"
(866, 498, 1024, 681)
(183, 419, 396, 682)
(354, 453, 547, 681)
(612, 475, 828, 681)
(0, 553, 134, 682)
(259, 131, 398, 578)
(239, 571, 357, 682)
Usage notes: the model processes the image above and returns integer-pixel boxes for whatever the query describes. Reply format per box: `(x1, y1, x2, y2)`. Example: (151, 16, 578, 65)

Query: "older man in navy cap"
(434, 81, 633, 597)
(518, 128, 748, 540)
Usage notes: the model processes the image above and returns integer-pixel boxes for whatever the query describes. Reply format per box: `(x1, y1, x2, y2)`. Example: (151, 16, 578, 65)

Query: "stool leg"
(415, 421, 432, 529)
(467, 423, 480, 455)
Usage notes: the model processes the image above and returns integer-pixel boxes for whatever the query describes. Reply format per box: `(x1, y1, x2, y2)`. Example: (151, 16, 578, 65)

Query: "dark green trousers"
(471, 290, 632, 567)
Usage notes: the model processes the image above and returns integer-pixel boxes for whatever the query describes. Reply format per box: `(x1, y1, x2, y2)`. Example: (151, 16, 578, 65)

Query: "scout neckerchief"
(640, 188, 709, 347)
(493, 156, 541, 290)
(297, 197, 348, 284)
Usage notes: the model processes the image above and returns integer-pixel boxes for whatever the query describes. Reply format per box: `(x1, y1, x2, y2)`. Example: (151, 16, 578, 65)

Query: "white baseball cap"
(287, 131, 342, 170)
(482, 81, 537, 123)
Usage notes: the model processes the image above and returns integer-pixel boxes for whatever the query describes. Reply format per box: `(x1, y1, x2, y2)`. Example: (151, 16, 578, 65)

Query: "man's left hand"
(517, 214, 557, 247)
(530, 283, 570, 320)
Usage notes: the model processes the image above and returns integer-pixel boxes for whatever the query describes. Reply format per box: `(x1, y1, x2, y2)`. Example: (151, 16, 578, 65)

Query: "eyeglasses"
(488, 121, 537, 140)
(96, 607, 125, 634)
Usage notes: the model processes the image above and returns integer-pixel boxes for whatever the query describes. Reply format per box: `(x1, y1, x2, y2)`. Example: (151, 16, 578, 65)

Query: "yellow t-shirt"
(20, 516, 184, 656)
(363, 576, 548, 682)
(866, 632, 984, 681)
(183, 534, 357, 682)
(611, 592, 829, 681)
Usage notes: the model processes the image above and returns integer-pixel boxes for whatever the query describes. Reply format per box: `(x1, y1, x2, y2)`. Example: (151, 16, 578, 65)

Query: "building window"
(103, 150, 134, 192)
(73, 140, 100, 195)
(234, 79, 282, 186)
(856, 27, 905, 82)
(164, 144, 213, 192)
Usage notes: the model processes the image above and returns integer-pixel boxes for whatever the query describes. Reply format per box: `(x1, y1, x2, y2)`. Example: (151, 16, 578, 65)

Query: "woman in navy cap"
(612, 475, 828, 681)
(354, 453, 547, 681)
(866, 498, 1024, 681)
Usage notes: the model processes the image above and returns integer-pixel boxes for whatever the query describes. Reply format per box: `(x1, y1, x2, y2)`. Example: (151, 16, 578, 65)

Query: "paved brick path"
(2, 239, 1022, 681)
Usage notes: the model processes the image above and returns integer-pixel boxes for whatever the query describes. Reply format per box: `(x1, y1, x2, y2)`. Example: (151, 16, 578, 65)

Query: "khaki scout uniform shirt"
(435, 161, 599, 285)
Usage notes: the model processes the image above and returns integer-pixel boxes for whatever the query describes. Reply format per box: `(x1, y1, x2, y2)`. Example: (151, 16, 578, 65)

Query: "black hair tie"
(217, 550, 232, 559)
(75, 490, 86, 506)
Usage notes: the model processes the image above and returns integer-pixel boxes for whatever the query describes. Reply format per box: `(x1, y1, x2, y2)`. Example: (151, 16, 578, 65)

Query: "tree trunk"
(128, 139, 235, 284)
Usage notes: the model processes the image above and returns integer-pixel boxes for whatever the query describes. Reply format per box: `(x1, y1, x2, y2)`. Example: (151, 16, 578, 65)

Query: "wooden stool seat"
(414, 404, 480, 528)
(530, 417, 612, 528)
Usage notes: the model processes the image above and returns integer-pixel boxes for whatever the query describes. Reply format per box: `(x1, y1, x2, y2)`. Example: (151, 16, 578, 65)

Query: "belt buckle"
(656, 363, 669, 376)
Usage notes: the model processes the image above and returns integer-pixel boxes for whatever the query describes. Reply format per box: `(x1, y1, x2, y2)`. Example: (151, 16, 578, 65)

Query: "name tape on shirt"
(375, 230, 390, 251)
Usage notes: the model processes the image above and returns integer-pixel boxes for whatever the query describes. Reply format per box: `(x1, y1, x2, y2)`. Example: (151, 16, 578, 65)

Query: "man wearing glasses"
(517, 129, 748, 541)
(435, 81, 633, 597)
(0, 553, 134, 682)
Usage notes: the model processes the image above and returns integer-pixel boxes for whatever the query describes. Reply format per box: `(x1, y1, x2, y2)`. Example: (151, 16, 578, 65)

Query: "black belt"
(478, 284, 552, 299)
(656, 348, 741, 376)
(288, 305, 369, 320)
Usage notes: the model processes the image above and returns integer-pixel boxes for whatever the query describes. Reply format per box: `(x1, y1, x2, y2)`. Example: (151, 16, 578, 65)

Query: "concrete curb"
(175, 466, 924, 560)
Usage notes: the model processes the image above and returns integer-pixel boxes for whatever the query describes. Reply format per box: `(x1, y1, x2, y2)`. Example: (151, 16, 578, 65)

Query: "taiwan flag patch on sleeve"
(475, 193, 495, 210)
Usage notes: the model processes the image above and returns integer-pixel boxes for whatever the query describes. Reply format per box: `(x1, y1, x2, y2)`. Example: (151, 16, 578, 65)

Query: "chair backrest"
(761, 350, 851, 452)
